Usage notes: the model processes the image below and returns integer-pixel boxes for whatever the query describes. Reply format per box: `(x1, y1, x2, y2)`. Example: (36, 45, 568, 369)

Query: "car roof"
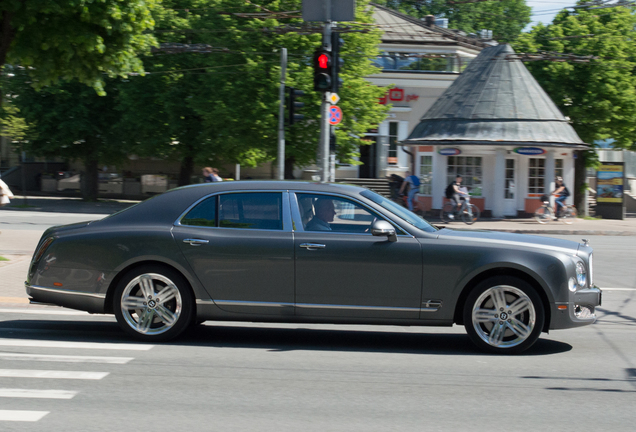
(100, 181, 371, 227)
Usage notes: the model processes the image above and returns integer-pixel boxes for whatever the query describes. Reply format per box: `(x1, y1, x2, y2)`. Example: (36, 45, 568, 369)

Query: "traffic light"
(331, 32, 344, 93)
(287, 87, 305, 125)
(313, 50, 332, 92)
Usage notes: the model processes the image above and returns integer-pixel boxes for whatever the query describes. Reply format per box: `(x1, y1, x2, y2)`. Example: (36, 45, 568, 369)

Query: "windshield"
(360, 190, 438, 233)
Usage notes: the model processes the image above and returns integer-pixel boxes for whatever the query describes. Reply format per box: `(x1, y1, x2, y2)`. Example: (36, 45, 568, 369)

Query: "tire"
(461, 204, 480, 225)
(561, 206, 576, 225)
(440, 202, 456, 223)
(463, 276, 545, 354)
(113, 264, 194, 342)
(534, 206, 553, 224)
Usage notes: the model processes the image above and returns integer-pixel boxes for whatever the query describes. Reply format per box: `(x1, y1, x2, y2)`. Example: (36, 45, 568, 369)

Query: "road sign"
(327, 92, 340, 105)
(328, 105, 343, 125)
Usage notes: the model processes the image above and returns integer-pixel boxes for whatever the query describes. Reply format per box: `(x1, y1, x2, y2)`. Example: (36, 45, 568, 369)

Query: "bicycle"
(533, 194, 576, 225)
(440, 195, 480, 225)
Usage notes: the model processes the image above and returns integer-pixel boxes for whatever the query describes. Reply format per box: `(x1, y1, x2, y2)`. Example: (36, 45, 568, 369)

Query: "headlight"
(576, 261, 587, 287)
(589, 254, 594, 286)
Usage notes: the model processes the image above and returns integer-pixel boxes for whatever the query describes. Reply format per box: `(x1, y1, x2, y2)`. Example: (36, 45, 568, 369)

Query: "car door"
(172, 191, 294, 316)
(292, 192, 422, 319)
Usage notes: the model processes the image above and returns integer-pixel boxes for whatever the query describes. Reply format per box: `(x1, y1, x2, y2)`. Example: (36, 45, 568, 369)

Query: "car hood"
(436, 228, 580, 253)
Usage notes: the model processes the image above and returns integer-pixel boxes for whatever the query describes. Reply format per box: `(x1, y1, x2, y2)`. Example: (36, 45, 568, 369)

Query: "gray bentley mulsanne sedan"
(26, 181, 601, 354)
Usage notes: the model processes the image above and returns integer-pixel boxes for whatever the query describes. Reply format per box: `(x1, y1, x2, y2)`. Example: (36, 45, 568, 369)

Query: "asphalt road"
(0, 215, 634, 431)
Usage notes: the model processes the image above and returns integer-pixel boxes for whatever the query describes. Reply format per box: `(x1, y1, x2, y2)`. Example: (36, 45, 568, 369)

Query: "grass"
(0, 256, 8, 262)
(582, 216, 603, 220)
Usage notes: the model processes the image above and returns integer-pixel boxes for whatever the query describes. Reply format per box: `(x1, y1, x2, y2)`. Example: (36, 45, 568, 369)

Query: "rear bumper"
(550, 286, 602, 330)
(26, 283, 106, 314)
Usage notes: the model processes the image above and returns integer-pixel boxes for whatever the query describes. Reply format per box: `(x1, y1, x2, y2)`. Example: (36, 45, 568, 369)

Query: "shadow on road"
(0, 318, 572, 356)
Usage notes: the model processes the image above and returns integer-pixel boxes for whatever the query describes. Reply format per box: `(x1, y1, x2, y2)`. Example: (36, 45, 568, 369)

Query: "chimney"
(424, 15, 436, 27)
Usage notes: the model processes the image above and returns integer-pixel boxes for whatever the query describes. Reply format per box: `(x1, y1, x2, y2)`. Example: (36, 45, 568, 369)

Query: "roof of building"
(371, 4, 485, 50)
(401, 44, 587, 148)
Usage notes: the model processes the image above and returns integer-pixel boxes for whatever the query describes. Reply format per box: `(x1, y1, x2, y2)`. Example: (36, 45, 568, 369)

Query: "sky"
(526, 0, 580, 30)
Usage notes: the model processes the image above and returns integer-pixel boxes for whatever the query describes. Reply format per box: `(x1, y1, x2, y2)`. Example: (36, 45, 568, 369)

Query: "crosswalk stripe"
(0, 369, 109, 380)
(0, 353, 133, 364)
(0, 410, 49, 421)
(0, 389, 77, 399)
(0, 307, 89, 315)
(0, 339, 153, 351)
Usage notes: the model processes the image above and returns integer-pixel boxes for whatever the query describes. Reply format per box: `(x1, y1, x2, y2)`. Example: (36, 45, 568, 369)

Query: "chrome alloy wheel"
(120, 273, 183, 336)
(471, 285, 536, 349)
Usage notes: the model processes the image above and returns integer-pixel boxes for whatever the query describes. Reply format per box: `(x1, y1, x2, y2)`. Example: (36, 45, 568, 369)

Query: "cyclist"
(552, 176, 569, 219)
(445, 175, 469, 218)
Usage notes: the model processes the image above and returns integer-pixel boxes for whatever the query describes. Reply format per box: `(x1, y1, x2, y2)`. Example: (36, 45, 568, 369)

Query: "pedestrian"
(398, 170, 420, 211)
(202, 167, 222, 183)
(0, 178, 15, 207)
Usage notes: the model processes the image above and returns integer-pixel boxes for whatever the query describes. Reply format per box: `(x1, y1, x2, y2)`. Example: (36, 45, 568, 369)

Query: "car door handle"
(300, 243, 326, 250)
(183, 238, 209, 246)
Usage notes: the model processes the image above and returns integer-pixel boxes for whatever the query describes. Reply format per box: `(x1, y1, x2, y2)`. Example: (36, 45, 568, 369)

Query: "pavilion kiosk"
(400, 44, 589, 218)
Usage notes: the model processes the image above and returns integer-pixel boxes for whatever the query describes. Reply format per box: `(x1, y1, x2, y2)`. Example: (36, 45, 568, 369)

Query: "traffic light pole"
(277, 48, 287, 180)
(320, 21, 332, 182)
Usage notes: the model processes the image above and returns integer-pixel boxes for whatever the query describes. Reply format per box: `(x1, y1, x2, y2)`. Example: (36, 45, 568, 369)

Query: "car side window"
(181, 196, 217, 227)
(219, 192, 283, 230)
(297, 193, 388, 234)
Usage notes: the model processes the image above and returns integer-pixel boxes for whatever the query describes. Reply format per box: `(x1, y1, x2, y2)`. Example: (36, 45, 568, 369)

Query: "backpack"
(445, 183, 454, 199)
(561, 186, 570, 197)
(409, 175, 420, 187)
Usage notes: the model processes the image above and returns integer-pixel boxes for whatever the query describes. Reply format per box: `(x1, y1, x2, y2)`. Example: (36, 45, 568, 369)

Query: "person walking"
(0, 178, 14, 207)
(399, 171, 420, 211)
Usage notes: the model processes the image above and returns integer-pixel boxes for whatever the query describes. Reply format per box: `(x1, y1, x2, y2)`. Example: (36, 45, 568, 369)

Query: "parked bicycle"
(534, 194, 576, 224)
(440, 194, 480, 225)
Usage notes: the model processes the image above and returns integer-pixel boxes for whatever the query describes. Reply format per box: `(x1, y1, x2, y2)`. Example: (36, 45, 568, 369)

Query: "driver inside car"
(305, 198, 336, 231)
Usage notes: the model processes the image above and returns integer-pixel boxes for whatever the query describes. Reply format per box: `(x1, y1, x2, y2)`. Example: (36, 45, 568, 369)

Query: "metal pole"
(277, 48, 287, 180)
(320, 17, 332, 182)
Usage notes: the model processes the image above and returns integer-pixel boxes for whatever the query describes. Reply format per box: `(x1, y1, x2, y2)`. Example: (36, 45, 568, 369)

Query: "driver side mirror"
(371, 220, 397, 242)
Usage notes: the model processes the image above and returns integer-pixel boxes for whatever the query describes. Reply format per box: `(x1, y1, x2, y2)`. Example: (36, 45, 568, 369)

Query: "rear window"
(219, 193, 283, 230)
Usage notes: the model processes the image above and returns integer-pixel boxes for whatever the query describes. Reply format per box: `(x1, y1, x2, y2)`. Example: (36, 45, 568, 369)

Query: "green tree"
(514, 5, 636, 207)
(0, 0, 158, 93)
(117, 0, 387, 183)
(5, 71, 127, 200)
(376, 0, 531, 42)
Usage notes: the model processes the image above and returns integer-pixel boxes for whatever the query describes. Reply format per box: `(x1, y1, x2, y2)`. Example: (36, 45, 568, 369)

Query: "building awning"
(401, 44, 588, 150)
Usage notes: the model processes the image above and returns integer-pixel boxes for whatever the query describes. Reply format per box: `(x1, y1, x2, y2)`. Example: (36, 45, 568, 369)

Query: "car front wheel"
(463, 277, 545, 354)
(114, 265, 194, 342)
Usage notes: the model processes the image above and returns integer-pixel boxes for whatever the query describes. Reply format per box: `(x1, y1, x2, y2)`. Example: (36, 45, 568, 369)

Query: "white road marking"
(0, 410, 49, 422)
(0, 339, 153, 351)
(0, 369, 109, 380)
(600, 288, 636, 291)
(0, 353, 133, 364)
(0, 388, 77, 399)
(0, 307, 90, 315)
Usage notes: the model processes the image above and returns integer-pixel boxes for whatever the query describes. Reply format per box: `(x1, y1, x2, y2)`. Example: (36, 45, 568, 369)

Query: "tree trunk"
(284, 156, 296, 179)
(0, 10, 16, 68)
(574, 150, 586, 212)
(81, 157, 99, 201)
(178, 154, 194, 186)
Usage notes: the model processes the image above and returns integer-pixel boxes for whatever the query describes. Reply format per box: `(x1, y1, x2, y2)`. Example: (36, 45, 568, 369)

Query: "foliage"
(0, 0, 159, 94)
(375, 0, 531, 42)
(0, 103, 36, 145)
(116, 0, 388, 181)
(5, 70, 127, 200)
(513, 5, 636, 150)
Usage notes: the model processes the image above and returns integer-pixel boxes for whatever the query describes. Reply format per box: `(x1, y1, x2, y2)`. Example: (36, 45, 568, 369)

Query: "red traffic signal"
(313, 50, 332, 92)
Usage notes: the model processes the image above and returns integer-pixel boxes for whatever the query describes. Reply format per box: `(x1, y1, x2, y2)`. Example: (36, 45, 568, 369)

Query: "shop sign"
(378, 87, 420, 105)
(597, 163, 624, 204)
(439, 148, 461, 156)
(514, 147, 546, 155)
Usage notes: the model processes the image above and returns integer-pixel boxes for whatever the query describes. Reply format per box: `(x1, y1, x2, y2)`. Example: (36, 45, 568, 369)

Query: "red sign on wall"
(378, 88, 419, 105)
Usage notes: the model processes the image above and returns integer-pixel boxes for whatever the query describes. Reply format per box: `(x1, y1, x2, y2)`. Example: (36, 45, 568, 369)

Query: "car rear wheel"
(114, 265, 194, 342)
(463, 276, 545, 354)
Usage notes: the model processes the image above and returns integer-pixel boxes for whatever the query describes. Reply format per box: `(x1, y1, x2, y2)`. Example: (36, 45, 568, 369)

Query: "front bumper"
(550, 285, 602, 330)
